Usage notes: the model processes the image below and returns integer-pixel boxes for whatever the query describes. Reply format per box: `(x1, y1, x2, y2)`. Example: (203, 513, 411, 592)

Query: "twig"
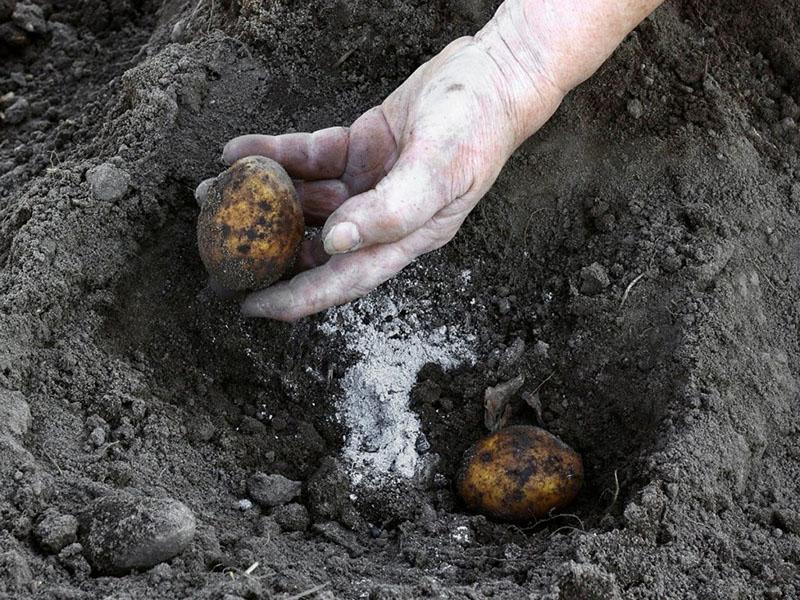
(602, 469, 620, 518)
(531, 371, 555, 396)
(284, 583, 329, 600)
(750, 261, 779, 292)
(42, 448, 64, 477)
(620, 272, 646, 308)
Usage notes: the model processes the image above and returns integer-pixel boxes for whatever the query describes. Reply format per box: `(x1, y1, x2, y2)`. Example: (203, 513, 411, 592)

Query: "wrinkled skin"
(198, 0, 664, 320)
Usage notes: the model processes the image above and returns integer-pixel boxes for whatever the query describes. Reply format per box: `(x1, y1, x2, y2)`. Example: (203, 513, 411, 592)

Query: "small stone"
(12, 1, 45, 34)
(80, 493, 196, 575)
(0, 550, 31, 592)
(0, 0, 16, 22)
(247, 472, 302, 508)
(0, 390, 31, 436)
(580, 262, 610, 296)
(271, 503, 310, 532)
(89, 426, 106, 447)
(627, 98, 644, 119)
(86, 162, 131, 201)
(35, 510, 78, 553)
(533, 340, 550, 358)
(237, 499, 253, 511)
(499, 338, 525, 370)
(3, 97, 29, 125)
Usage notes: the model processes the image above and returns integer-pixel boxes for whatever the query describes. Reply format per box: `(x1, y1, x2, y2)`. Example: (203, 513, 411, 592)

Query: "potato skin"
(456, 425, 583, 522)
(197, 156, 304, 291)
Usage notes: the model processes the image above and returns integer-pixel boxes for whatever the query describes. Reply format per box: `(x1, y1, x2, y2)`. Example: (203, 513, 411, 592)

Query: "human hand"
(198, 0, 662, 321)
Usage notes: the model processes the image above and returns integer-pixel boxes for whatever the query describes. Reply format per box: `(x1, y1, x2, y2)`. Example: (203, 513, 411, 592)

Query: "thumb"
(320, 143, 459, 254)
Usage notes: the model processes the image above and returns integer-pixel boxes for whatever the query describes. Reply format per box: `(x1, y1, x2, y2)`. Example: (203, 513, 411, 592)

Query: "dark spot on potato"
(198, 156, 304, 290)
(447, 83, 465, 92)
(457, 425, 583, 522)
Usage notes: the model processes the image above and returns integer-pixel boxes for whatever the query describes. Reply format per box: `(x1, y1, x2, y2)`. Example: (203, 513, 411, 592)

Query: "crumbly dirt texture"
(1, 0, 799, 598)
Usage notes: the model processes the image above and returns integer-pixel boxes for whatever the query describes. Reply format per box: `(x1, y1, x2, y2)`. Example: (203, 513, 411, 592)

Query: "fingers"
(294, 179, 350, 225)
(321, 149, 453, 255)
(241, 242, 413, 321)
(222, 128, 349, 180)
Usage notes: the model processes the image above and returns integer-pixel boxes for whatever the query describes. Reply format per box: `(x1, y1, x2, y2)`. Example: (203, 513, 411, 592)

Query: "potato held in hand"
(197, 156, 304, 291)
(457, 425, 583, 522)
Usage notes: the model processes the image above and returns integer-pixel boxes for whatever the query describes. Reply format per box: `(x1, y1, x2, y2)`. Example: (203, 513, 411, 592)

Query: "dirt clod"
(246, 472, 302, 508)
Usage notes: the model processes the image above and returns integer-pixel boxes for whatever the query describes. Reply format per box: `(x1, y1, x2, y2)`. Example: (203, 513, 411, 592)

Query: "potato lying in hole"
(197, 156, 304, 291)
(457, 425, 583, 522)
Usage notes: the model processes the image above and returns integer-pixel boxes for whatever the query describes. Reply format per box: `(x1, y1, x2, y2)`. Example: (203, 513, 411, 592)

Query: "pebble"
(86, 162, 131, 201)
(0, 390, 31, 436)
(247, 472, 302, 508)
(12, 1, 45, 34)
(271, 503, 310, 532)
(89, 426, 106, 447)
(3, 97, 29, 125)
(533, 340, 550, 358)
(627, 98, 644, 119)
(80, 493, 196, 574)
(499, 338, 525, 370)
(35, 510, 78, 553)
(580, 262, 610, 296)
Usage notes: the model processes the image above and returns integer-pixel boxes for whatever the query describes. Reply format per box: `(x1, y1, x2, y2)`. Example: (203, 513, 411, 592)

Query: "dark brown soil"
(1, 0, 800, 598)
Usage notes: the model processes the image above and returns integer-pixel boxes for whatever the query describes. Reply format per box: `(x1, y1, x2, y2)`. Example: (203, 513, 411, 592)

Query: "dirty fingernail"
(194, 178, 215, 207)
(323, 222, 361, 254)
(221, 141, 236, 165)
(241, 294, 276, 319)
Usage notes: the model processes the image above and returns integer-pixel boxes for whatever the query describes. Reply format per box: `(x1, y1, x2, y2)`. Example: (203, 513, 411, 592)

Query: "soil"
(1, 0, 800, 598)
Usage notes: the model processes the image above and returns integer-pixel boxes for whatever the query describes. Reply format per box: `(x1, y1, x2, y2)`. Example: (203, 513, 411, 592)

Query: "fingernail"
(221, 141, 235, 165)
(194, 178, 214, 207)
(241, 295, 269, 318)
(323, 222, 361, 254)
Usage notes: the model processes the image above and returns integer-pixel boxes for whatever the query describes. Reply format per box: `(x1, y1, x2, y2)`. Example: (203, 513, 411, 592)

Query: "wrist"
(474, 0, 664, 140)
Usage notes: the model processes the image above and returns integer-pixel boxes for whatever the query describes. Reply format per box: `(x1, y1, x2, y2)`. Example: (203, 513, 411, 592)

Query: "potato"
(197, 156, 304, 291)
(456, 425, 583, 522)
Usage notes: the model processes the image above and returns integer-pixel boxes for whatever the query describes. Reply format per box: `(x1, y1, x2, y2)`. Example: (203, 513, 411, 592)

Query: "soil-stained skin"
(457, 425, 583, 522)
(197, 156, 304, 291)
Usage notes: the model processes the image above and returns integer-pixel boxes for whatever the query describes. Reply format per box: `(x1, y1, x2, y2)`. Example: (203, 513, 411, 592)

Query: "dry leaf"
(483, 374, 525, 432)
